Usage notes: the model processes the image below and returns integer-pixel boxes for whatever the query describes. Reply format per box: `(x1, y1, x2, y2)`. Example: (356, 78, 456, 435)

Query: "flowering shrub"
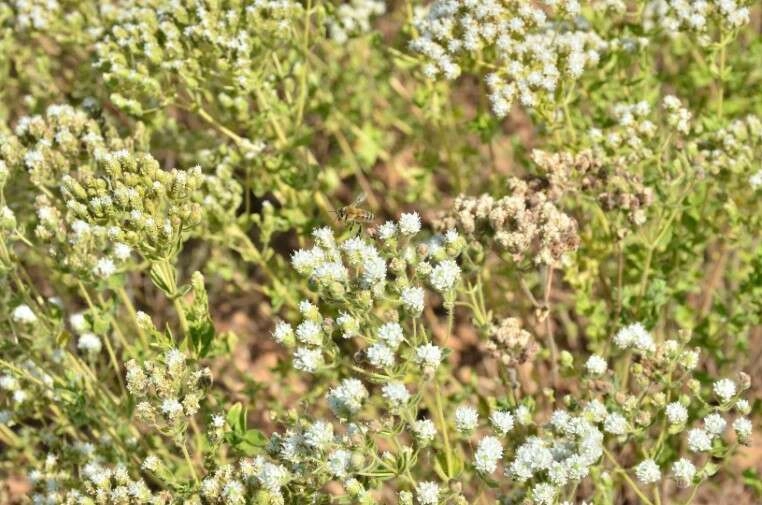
(1, 1, 761, 504)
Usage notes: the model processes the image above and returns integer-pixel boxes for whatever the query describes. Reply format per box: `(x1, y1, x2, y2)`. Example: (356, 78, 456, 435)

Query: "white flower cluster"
(125, 349, 211, 427)
(26, 447, 160, 505)
(613, 322, 655, 353)
(327, 378, 369, 418)
(635, 458, 661, 484)
(410, 0, 607, 116)
(474, 435, 503, 473)
(67, 311, 103, 355)
(506, 411, 603, 503)
(644, 0, 750, 41)
(282, 215, 462, 376)
(326, 0, 386, 44)
(662, 95, 693, 134)
(201, 456, 291, 503)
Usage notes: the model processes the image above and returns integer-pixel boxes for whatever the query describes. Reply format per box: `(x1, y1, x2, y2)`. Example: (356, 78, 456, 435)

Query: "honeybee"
(333, 193, 375, 225)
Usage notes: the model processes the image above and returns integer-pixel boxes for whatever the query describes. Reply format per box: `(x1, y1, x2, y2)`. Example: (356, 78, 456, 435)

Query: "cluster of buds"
(0, 105, 241, 281)
(532, 149, 655, 227)
(484, 317, 539, 367)
(438, 176, 579, 266)
(125, 348, 212, 435)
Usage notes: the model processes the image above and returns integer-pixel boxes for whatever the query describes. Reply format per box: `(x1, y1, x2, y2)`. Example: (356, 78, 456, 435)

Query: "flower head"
(635, 459, 661, 484)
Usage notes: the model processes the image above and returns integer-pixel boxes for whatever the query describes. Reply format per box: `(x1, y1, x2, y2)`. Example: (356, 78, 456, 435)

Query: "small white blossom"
(366, 343, 395, 368)
(713, 379, 736, 402)
(377, 221, 397, 240)
(336, 312, 359, 339)
(415, 481, 439, 505)
(298, 300, 319, 318)
(454, 405, 478, 433)
(429, 259, 461, 292)
(272, 321, 294, 344)
(142, 455, 160, 472)
(413, 419, 437, 443)
(304, 421, 334, 450)
(295, 320, 322, 346)
(312, 227, 335, 248)
(0, 375, 19, 391)
(377, 321, 404, 348)
(679, 349, 699, 370)
(328, 449, 351, 477)
(665, 402, 688, 425)
(703, 413, 727, 436)
(584, 399, 608, 423)
(750, 170, 762, 189)
(584, 355, 607, 375)
(223, 480, 244, 504)
(672, 458, 696, 488)
(399, 212, 422, 235)
(69, 312, 89, 333)
(635, 459, 661, 484)
(381, 382, 411, 407)
(327, 378, 368, 417)
(613, 322, 654, 352)
(77, 333, 102, 354)
(474, 436, 503, 473)
(160, 398, 183, 419)
(293, 347, 323, 373)
(113, 242, 132, 261)
(515, 405, 533, 426)
(415, 344, 443, 368)
(490, 410, 514, 435)
(94, 257, 117, 278)
(401, 286, 425, 314)
(687, 428, 712, 452)
(733, 417, 752, 442)
(735, 399, 751, 415)
(531, 482, 557, 505)
(12, 305, 37, 324)
(603, 413, 628, 435)
(256, 462, 289, 493)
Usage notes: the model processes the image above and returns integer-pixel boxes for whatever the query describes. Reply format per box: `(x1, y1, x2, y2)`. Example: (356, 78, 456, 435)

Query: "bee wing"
(351, 192, 367, 206)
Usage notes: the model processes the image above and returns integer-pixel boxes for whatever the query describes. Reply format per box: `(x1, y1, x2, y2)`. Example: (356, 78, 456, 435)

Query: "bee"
(333, 193, 375, 225)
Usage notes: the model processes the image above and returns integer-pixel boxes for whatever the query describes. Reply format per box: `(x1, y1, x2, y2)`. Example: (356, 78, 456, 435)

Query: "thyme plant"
(1, 1, 760, 504)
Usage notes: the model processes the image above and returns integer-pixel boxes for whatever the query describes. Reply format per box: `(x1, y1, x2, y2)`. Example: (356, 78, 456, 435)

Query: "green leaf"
(226, 402, 246, 435)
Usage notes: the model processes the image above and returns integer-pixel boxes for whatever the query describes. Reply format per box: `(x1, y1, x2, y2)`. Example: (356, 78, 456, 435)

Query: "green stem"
(181, 441, 199, 484)
(434, 382, 454, 478)
(173, 296, 190, 339)
(115, 285, 148, 348)
(78, 282, 126, 393)
(195, 106, 244, 144)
